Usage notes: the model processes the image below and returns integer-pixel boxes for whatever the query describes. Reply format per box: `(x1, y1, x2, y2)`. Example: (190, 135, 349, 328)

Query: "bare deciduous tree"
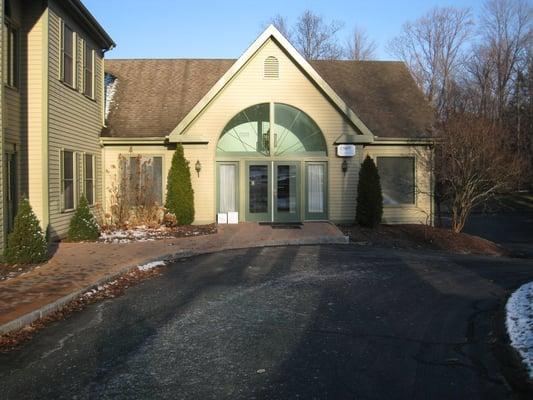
(344, 26, 377, 60)
(478, 0, 533, 120)
(266, 14, 293, 41)
(293, 10, 344, 60)
(387, 7, 473, 118)
(436, 113, 525, 232)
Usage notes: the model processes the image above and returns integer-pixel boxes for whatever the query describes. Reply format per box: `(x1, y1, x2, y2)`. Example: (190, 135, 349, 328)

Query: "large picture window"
(377, 157, 415, 205)
(61, 150, 76, 211)
(61, 23, 75, 87)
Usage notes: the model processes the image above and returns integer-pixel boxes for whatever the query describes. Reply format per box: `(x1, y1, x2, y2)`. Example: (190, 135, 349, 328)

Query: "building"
(103, 26, 435, 226)
(0, 0, 114, 250)
(1, 1, 435, 252)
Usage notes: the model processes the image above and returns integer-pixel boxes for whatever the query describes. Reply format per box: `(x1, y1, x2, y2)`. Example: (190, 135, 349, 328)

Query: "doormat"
(259, 222, 303, 229)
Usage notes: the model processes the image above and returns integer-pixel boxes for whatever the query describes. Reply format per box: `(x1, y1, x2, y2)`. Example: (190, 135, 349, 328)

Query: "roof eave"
(61, 0, 115, 50)
(371, 136, 436, 145)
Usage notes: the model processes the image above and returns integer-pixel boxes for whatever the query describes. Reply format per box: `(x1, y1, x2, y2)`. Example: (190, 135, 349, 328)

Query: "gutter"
(100, 136, 210, 146)
(371, 137, 436, 146)
(100, 137, 167, 146)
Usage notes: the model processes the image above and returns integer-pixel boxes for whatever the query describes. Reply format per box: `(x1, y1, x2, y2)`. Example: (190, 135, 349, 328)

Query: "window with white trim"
(83, 42, 94, 98)
(84, 154, 95, 205)
(377, 156, 416, 205)
(61, 22, 75, 87)
(61, 150, 76, 211)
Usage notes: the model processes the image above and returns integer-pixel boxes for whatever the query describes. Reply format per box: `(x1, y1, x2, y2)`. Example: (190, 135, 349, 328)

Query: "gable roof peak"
(167, 24, 375, 141)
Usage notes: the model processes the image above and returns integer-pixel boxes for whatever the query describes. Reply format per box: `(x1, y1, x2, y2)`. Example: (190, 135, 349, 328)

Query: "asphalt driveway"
(1, 245, 532, 399)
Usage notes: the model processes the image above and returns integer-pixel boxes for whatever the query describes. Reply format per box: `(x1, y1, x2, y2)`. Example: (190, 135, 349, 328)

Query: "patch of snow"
(83, 279, 118, 298)
(104, 73, 118, 120)
(137, 261, 166, 272)
(99, 227, 169, 243)
(506, 281, 533, 378)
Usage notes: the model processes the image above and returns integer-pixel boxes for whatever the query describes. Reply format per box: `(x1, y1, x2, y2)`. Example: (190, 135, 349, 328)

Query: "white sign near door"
(228, 212, 238, 224)
(217, 213, 228, 224)
(336, 144, 356, 157)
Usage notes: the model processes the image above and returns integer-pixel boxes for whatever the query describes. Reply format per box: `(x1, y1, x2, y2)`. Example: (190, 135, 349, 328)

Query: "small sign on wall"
(228, 212, 239, 224)
(337, 144, 356, 157)
(217, 213, 228, 224)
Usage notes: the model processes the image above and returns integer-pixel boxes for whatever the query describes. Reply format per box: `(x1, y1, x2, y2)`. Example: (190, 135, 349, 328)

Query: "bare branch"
(344, 26, 377, 60)
(387, 7, 473, 118)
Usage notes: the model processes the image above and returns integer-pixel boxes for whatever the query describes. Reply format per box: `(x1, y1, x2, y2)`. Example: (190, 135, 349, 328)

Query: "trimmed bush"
(356, 155, 383, 228)
(67, 195, 100, 241)
(4, 198, 48, 264)
(165, 144, 195, 225)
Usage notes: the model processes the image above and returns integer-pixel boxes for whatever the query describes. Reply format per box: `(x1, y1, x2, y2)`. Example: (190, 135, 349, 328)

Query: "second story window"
(61, 23, 75, 87)
(3, 20, 19, 88)
(84, 42, 94, 98)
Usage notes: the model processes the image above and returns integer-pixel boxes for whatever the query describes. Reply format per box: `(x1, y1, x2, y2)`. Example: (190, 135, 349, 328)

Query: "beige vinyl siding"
(4, 88, 20, 145)
(176, 38, 362, 223)
(103, 39, 433, 225)
(23, 1, 46, 225)
(3, 0, 24, 226)
(103, 144, 215, 222)
(46, 2, 104, 239)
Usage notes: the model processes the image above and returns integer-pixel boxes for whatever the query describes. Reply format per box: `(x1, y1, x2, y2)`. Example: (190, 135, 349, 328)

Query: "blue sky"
(84, 0, 485, 60)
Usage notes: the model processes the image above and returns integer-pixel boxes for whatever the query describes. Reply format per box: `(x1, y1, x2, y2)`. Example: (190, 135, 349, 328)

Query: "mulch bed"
(0, 263, 168, 353)
(338, 224, 510, 256)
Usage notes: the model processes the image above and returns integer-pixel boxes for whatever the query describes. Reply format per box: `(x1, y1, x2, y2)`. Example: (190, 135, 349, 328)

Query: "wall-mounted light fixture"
(342, 159, 348, 175)
(195, 160, 202, 177)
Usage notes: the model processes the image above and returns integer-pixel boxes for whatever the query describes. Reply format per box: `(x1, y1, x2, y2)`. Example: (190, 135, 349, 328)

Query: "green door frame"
(245, 161, 272, 222)
(273, 161, 301, 222)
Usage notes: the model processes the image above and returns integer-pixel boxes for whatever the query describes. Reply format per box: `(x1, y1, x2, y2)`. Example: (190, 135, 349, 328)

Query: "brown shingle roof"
(103, 59, 434, 139)
(103, 59, 234, 138)
(310, 60, 434, 138)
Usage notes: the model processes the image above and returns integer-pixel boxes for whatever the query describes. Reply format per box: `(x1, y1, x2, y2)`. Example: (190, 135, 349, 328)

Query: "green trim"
(304, 162, 328, 220)
(216, 161, 240, 218)
(369, 138, 435, 145)
(42, 8, 50, 228)
(273, 161, 301, 222)
(100, 137, 167, 145)
(334, 133, 373, 144)
(244, 161, 271, 222)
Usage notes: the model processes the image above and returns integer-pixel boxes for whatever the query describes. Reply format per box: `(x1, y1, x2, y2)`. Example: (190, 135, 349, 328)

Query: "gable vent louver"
(264, 56, 279, 79)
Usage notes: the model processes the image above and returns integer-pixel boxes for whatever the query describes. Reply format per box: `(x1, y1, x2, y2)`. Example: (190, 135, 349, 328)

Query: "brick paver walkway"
(0, 222, 346, 333)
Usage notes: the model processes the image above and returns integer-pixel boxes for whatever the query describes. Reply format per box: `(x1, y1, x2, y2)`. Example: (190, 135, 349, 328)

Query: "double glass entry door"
(246, 162, 300, 222)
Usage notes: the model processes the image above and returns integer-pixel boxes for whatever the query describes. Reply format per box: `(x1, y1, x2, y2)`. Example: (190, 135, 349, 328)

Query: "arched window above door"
(216, 103, 327, 157)
(273, 104, 327, 156)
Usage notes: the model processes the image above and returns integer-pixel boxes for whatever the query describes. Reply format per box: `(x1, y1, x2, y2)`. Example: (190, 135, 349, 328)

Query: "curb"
(0, 234, 348, 335)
